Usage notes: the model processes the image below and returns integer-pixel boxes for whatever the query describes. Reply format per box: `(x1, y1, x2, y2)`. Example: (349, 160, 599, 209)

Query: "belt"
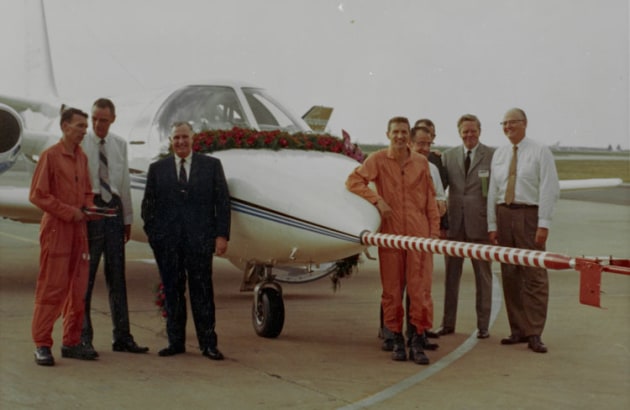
(499, 203, 538, 209)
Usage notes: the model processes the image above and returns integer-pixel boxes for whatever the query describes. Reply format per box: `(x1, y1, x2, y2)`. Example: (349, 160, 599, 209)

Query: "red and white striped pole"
(359, 230, 630, 308)
(359, 230, 576, 270)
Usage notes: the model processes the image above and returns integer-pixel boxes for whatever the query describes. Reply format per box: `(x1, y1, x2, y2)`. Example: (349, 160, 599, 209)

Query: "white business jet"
(0, 0, 380, 339)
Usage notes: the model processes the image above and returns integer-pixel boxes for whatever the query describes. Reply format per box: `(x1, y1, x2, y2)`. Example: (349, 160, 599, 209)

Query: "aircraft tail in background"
(25, 0, 58, 99)
(302, 106, 333, 132)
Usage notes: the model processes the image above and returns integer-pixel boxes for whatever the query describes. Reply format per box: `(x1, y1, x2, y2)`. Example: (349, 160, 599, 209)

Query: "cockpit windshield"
(242, 87, 306, 133)
(153, 85, 308, 142)
(154, 86, 249, 140)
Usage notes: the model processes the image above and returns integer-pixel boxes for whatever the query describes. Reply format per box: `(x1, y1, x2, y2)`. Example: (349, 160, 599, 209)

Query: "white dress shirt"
(429, 162, 446, 202)
(487, 137, 559, 231)
(175, 152, 193, 181)
(82, 130, 133, 225)
(462, 144, 479, 166)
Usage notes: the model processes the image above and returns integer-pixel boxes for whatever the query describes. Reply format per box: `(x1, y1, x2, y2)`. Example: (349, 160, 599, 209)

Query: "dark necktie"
(99, 139, 112, 202)
(504, 145, 518, 204)
(464, 150, 471, 176)
(179, 158, 187, 184)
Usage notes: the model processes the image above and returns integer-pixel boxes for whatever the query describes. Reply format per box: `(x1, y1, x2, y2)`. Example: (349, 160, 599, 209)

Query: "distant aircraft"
(0, 0, 622, 338)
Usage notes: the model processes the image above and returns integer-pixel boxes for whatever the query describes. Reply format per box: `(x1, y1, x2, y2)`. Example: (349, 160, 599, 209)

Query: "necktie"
(464, 150, 471, 176)
(99, 139, 112, 203)
(504, 145, 518, 205)
(179, 159, 187, 184)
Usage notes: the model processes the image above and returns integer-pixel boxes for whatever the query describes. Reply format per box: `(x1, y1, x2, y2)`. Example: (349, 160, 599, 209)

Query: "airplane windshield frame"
(241, 87, 307, 133)
(153, 85, 251, 141)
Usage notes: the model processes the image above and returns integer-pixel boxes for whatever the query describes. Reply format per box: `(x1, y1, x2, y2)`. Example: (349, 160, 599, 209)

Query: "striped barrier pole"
(359, 230, 630, 308)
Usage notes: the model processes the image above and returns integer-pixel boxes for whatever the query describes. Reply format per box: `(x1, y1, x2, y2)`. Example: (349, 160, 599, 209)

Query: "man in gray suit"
(437, 114, 495, 339)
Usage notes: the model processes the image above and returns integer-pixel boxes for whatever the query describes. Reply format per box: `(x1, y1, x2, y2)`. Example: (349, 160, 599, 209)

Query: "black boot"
(381, 327, 394, 351)
(409, 333, 430, 365)
(391, 332, 407, 361)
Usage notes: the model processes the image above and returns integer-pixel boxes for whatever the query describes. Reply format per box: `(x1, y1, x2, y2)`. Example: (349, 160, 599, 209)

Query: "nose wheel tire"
(252, 287, 285, 338)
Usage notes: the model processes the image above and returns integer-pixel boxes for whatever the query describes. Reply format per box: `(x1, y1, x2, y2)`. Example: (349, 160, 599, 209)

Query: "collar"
(175, 152, 193, 163)
(463, 143, 480, 155)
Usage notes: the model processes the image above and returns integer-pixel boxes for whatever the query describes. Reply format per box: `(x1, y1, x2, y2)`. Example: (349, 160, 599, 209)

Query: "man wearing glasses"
(487, 108, 560, 354)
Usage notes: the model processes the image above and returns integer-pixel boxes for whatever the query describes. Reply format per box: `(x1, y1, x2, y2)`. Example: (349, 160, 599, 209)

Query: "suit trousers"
(443, 250, 492, 332)
(496, 205, 549, 337)
(150, 234, 218, 350)
(82, 195, 132, 344)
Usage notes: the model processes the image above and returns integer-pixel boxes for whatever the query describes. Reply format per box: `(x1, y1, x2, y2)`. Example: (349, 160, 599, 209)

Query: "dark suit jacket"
(141, 153, 231, 253)
(442, 143, 494, 241)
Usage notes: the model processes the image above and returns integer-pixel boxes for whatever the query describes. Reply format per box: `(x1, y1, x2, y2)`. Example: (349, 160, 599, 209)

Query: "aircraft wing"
(559, 178, 623, 190)
(0, 186, 41, 223)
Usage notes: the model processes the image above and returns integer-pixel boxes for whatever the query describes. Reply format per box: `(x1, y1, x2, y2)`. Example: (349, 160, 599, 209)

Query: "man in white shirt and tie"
(487, 107, 560, 354)
(81, 98, 148, 355)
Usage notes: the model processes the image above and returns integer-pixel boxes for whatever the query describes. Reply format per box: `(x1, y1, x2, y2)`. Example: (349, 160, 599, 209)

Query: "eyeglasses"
(500, 119, 524, 126)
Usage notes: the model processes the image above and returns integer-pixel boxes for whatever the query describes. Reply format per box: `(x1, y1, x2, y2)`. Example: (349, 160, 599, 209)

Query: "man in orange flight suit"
(346, 116, 440, 365)
(29, 107, 98, 366)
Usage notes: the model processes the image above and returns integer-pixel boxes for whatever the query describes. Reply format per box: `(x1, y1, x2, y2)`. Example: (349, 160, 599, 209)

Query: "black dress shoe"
(158, 345, 186, 357)
(381, 338, 394, 352)
(500, 335, 529, 345)
(61, 344, 98, 360)
(421, 332, 439, 350)
(113, 340, 149, 354)
(34, 346, 55, 366)
(424, 330, 440, 339)
(477, 330, 490, 339)
(436, 327, 455, 336)
(528, 336, 548, 353)
(202, 347, 224, 361)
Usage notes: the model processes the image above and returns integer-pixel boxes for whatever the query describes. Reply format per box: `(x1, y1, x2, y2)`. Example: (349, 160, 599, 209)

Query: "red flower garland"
(191, 127, 365, 162)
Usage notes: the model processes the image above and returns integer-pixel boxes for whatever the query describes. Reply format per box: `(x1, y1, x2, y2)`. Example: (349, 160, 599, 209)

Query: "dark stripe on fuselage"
(130, 173, 360, 243)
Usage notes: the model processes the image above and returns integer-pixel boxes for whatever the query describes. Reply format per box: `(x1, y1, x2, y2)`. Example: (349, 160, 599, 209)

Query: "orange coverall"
(29, 141, 94, 348)
(347, 148, 440, 334)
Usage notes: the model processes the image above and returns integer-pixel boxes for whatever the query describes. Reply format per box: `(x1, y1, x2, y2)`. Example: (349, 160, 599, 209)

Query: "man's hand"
(375, 198, 393, 219)
(72, 208, 86, 222)
(437, 200, 447, 217)
(215, 237, 228, 256)
(535, 227, 549, 248)
(488, 231, 498, 245)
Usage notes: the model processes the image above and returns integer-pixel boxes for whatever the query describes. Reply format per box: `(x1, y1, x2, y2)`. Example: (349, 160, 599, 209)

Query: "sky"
(0, 0, 628, 149)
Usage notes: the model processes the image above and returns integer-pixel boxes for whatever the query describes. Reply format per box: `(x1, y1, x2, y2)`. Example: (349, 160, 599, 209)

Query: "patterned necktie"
(179, 158, 187, 184)
(99, 139, 112, 203)
(464, 150, 471, 176)
(504, 145, 518, 205)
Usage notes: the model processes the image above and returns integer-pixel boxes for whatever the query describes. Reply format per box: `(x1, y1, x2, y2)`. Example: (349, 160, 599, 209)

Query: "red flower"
(187, 127, 365, 163)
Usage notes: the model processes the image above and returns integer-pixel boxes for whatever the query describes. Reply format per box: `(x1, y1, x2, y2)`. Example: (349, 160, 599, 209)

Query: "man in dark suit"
(141, 121, 231, 360)
(438, 114, 495, 339)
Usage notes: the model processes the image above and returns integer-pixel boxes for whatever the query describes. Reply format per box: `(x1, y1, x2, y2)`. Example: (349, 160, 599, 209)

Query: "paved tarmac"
(1, 190, 629, 409)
